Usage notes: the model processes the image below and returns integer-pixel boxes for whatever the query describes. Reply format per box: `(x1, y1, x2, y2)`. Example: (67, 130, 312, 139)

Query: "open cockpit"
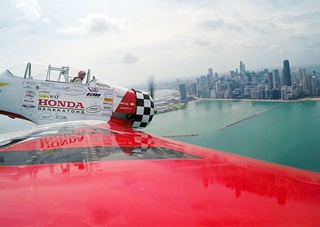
(8, 62, 92, 85)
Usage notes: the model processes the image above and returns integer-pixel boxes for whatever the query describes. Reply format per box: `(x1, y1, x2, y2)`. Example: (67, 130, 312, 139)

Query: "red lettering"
(67, 102, 75, 108)
(48, 100, 57, 106)
(38, 99, 48, 105)
(57, 100, 66, 107)
(38, 99, 84, 109)
(60, 139, 68, 146)
(75, 103, 84, 109)
(40, 136, 85, 149)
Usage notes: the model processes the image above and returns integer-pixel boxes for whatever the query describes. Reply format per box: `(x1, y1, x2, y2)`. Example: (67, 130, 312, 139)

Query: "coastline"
(189, 97, 320, 103)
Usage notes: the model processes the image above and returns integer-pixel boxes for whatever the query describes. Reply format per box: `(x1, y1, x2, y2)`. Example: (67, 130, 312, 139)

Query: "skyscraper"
(267, 72, 273, 89)
(239, 61, 246, 76)
(179, 84, 187, 100)
(273, 69, 280, 89)
(282, 60, 291, 86)
(208, 68, 213, 77)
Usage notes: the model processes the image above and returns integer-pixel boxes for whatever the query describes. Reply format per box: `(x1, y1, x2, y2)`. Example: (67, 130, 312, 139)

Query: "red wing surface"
(0, 121, 320, 226)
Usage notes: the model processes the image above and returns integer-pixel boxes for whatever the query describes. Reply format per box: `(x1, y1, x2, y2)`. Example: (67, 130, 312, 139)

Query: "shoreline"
(189, 97, 320, 103)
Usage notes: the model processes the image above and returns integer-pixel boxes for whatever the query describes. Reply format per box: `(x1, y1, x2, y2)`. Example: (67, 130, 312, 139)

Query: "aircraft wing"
(0, 120, 319, 226)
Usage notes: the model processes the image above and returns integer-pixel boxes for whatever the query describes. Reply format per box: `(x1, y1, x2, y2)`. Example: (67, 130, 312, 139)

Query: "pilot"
(72, 70, 86, 84)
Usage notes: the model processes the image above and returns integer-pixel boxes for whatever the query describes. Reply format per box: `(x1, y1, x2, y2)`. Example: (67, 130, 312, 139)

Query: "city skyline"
(0, 0, 320, 87)
(175, 59, 320, 101)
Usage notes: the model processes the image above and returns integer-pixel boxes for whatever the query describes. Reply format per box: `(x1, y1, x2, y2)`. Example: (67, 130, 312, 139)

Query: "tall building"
(311, 75, 317, 95)
(273, 69, 280, 89)
(282, 60, 292, 86)
(239, 61, 246, 76)
(179, 84, 187, 100)
(215, 81, 222, 92)
(208, 68, 213, 77)
(267, 72, 273, 89)
(300, 68, 308, 93)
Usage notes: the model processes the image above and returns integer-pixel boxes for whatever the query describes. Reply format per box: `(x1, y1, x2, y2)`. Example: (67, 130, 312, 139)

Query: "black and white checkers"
(132, 90, 155, 128)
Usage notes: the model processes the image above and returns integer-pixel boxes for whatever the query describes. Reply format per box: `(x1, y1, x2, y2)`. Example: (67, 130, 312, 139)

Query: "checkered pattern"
(133, 132, 154, 154)
(132, 90, 155, 128)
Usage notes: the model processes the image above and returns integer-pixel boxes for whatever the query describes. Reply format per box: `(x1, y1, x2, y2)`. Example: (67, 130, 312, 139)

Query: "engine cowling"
(110, 89, 155, 128)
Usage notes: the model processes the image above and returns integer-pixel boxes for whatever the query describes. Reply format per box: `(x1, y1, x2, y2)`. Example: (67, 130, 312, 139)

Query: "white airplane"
(0, 62, 155, 128)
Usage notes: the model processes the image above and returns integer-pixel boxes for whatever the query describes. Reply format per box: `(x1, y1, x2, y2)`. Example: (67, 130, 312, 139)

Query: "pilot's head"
(78, 70, 86, 80)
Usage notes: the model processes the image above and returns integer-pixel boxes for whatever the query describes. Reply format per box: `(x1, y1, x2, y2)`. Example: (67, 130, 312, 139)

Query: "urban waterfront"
(143, 99, 320, 172)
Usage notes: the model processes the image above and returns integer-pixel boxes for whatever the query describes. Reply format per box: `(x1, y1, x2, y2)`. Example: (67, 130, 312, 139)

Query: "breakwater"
(219, 105, 279, 130)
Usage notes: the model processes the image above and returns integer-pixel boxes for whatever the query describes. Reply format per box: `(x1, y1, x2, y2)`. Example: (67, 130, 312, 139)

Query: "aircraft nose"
(131, 90, 155, 128)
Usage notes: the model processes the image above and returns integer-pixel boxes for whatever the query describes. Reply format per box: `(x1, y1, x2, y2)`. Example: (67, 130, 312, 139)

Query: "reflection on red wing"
(0, 121, 320, 226)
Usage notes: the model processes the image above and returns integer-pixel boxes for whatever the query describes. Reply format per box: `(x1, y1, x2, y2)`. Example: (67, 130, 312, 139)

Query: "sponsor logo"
(120, 101, 135, 106)
(97, 83, 111, 89)
(39, 113, 54, 120)
(86, 93, 101, 98)
(104, 98, 113, 102)
(38, 99, 84, 109)
(50, 93, 61, 99)
(24, 99, 35, 103)
(38, 107, 84, 114)
(86, 106, 102, 113)
(56, 113, 67, 120)
(51, 86, 63, 91)
(103, 102, 112, 106)
(103, 106, 112, 111)
(38, 94, 49, 99)
(88, 87, 99, 92)
(104, 91, 113, 96)
(120, 106, 134, 110)
(25, 90, 35, 97)
(39, 90, 50, 94)
(40, 82, 55, 87)
(62, 86, 86, 95)
(0, 83, 9, 87)
(22, 104, 36, 108)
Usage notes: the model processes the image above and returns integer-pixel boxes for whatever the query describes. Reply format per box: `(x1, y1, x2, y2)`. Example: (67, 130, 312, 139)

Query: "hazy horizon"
(1, 0, 319, 87)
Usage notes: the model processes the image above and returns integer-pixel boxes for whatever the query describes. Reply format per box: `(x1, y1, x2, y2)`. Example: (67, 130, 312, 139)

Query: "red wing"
(0, 121, 320, 226)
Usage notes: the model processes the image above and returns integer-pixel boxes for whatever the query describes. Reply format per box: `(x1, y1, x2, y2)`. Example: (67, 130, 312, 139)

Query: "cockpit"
(7, 62, 92, 85)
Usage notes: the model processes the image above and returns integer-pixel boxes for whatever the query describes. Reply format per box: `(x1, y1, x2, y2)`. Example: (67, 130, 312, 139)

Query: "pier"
(163, 134, 199, 138)
(219, 105, 279, 130)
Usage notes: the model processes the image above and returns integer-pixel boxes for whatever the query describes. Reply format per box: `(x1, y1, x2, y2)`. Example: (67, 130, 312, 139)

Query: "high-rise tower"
(273, 69, 280, 89)
(239, 61, 246, 76)
(282, 60, 291, 86)
(179, 84, 187, 100)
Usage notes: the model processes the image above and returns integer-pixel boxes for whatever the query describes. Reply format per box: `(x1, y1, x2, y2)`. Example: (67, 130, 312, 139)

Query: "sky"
(0, 0, 319, 87)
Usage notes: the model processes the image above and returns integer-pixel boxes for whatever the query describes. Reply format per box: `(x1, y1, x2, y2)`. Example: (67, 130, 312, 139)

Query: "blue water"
(143, 100, 320, 172)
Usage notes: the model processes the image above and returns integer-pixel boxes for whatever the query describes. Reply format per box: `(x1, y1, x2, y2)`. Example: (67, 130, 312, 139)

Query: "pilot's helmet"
(78, 70, 86, 79)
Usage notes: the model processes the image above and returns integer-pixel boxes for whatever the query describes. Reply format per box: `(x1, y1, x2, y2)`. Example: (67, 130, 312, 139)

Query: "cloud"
(58, 13, 132, 36)
(199, 19, 243, 33)
(192, 36, 211, 46)
(11, 0, 41, 21)
(122, 52, 139, 64)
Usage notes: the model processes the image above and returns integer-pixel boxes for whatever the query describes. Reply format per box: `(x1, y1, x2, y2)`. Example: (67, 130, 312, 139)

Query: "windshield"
(7, 62, 91, 83)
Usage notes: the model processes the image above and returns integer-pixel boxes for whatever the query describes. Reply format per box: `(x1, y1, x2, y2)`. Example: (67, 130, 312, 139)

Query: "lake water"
(1, 98, 319, 172)
(143, 100, 320, 172)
